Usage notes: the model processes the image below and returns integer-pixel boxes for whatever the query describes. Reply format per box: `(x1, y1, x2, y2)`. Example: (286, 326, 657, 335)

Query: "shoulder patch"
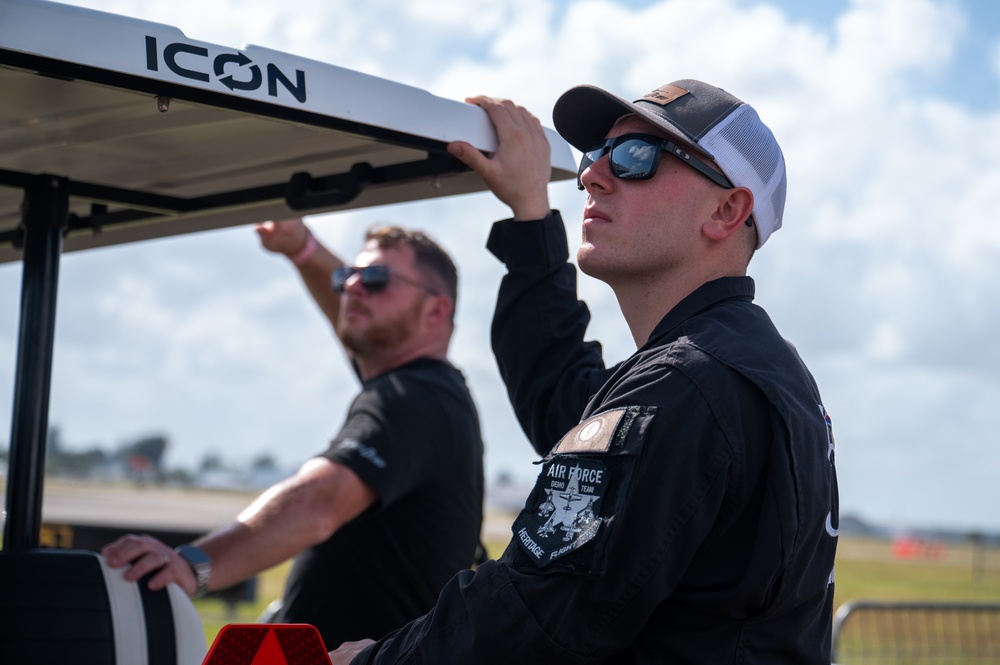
(515, 457, 609, 566)
(551, 408, 626, 454)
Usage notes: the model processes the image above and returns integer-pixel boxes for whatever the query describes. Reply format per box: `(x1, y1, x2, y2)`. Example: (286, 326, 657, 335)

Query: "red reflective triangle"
(250, 630, 287, 665)
(203, 624, 331, 665)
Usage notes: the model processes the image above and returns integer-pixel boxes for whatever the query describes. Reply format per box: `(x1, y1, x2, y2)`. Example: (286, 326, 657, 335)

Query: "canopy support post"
(4, 174, 68, 551)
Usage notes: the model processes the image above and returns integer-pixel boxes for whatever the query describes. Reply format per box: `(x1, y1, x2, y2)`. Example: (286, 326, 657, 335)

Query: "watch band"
(175, 544, 212, 599)
(290, 229, 317, 266)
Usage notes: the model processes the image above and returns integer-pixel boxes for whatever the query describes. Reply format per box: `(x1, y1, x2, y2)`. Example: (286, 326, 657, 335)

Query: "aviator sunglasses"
(332, 265, 439, 295)
(577, 133, 734, 190)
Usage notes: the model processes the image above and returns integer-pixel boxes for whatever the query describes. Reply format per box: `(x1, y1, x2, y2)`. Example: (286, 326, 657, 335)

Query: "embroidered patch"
(515, 458, 609, 566)
(551, 408, 625, 455)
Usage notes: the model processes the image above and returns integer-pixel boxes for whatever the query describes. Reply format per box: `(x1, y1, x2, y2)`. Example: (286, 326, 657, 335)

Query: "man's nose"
(343, 271, 368, 296)
(579, 153, 613, 193)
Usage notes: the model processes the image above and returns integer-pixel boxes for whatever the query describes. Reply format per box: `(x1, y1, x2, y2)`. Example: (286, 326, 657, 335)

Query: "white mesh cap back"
(699, 104, 786, 248)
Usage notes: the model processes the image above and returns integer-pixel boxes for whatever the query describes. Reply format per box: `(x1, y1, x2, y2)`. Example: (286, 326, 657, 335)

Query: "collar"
(641, 276, 755, 350)
(359, 354, 455, 383)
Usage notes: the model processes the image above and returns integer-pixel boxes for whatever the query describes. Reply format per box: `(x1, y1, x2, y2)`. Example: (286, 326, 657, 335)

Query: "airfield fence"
(832, 600, 1000, 664)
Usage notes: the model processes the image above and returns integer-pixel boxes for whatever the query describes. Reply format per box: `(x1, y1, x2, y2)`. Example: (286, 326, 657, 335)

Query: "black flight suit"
(351, 213, 839, 664)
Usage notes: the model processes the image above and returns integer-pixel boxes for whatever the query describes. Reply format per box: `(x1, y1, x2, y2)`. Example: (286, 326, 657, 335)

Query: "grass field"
(4, 479, 999, 654)
(833, 537, 1000, 607)
(191, 529, 1000, 648)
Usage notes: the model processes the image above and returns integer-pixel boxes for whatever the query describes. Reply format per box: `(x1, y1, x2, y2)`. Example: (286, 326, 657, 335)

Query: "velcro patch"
(515, 458, 609, 566)
(551, 408, 625, 454)
(639, 83, 689, 107)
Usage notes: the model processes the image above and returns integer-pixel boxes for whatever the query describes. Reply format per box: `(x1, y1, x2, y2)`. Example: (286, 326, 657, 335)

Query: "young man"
(331, 79, 839, 664)
(102, 221, 485, 649)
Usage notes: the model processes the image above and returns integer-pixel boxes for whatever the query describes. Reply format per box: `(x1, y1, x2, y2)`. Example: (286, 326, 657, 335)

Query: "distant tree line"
(0, 426, 280, 487)
(43, 426, 175, 482)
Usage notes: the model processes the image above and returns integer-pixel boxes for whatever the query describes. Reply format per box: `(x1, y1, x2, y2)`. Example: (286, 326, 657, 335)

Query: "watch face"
(177, 545, 211, 567)
(176, 544, 212, 598)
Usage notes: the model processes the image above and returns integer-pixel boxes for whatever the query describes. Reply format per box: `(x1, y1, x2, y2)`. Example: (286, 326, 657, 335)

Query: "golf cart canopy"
(0, 0, 576, 263)
(0, 0, 576, 552)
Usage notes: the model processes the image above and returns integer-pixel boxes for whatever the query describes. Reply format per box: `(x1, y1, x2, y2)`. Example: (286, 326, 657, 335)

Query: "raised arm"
(448, 97, 613, 453)
(447, 96, 553, 222)
(256, 218, 346, 333)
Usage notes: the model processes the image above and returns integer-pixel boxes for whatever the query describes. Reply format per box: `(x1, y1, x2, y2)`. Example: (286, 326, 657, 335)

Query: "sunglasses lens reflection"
(577, 136, 661, 184)
(333, 266, 391, 293)
(612, 139, 660, 179)
(612, 138, 658, 179)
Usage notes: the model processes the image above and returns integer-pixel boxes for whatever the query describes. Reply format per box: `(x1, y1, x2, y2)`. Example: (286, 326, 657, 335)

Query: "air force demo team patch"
(515, 409, 625, 566)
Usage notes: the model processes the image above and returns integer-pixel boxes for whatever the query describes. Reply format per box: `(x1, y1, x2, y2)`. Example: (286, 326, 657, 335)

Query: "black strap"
(138, 572, 177, 665)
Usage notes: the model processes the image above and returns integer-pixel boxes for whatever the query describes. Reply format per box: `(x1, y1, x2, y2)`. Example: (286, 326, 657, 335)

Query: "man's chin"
(576, 250, 607, 280)
(337, 327, 369, 355)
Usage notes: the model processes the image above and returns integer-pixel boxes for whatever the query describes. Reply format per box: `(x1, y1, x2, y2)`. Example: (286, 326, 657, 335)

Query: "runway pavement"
(2, 478, 516, 541)
(38, 480, 256, 532)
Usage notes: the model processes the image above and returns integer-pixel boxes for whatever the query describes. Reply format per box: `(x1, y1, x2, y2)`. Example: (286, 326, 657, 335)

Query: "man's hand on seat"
(101, 534, 198, 598)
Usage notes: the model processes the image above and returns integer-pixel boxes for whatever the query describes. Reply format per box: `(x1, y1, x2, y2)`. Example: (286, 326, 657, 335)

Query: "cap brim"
(553, 84, 702, 156)
(553, 86, 637, 151)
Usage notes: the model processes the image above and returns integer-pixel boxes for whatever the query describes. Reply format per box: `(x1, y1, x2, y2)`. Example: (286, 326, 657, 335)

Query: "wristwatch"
(175, 544, 212, 599)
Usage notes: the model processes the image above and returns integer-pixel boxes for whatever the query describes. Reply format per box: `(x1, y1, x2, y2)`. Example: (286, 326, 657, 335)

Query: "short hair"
(364, 225, 459, 318)
(741, 217, 758, 265)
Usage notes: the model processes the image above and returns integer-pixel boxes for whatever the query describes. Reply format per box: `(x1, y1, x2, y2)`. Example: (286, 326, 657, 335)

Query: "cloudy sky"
(2, 0, 1000, 533)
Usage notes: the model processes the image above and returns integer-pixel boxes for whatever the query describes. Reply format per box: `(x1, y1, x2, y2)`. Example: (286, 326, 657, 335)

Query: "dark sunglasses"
(577, 133, 734, 190)
(332, 265, 438, 295)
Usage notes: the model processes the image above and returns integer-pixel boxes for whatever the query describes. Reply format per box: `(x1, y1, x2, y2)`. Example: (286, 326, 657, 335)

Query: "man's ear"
(704, 187, 754, 241)
(423, 294, 454, 328)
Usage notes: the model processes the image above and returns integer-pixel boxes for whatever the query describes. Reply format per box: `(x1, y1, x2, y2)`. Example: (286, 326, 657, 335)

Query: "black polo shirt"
(277, 357, 484, 649)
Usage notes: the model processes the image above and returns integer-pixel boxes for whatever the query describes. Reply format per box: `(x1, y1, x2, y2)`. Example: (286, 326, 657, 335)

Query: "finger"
(328, 638, 376, 665)
(148, 550, 199, 596)
(466, 96, 523, 131)
(142, 551, 179, 591)
(464, 94, 496, 107)
(447, 141, 490, 173)
(101, 534, 151, 565)
(464, 96, 547, 156)
(468, 94, 543, 124)
(121, 548, 172, 583)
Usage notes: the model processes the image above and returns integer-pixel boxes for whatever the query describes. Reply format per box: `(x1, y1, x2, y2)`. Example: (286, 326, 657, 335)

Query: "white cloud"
(4, 0, 1000, 532)
(833, 0, 962, 84)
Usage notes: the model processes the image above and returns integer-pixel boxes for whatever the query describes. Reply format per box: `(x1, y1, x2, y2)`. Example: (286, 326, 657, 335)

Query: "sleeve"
(319, 375, 440, 507)
(487, 213, 618, 456)
(351, 364, 739, 664)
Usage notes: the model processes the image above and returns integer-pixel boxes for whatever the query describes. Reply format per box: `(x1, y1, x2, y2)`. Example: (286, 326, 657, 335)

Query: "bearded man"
(102, 221, 485, 650)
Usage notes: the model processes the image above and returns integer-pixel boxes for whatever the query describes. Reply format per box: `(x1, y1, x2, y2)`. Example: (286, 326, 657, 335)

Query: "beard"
(337, 296, 424, 358)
